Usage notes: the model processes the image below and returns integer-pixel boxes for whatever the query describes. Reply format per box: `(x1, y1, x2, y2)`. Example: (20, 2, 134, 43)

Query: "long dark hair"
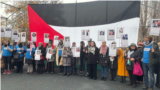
(91, 41, 97, 48)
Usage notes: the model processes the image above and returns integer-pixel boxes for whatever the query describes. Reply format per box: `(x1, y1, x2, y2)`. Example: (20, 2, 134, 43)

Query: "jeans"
(64, 66, 70, 73)
(142, 63, 155, 87)
(101, 66, 107, 77)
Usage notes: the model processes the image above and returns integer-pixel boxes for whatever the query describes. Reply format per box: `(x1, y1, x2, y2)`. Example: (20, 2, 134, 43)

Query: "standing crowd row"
(1, 36, 160, 90)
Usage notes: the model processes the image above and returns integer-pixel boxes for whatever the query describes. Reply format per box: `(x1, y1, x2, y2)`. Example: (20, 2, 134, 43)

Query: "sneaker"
(148, 87, 153, 90)
(100, 77, 104, 80)
(142, 84, 148, 89)
(103, 77, 106, 81)
(3, 70, 7, 74)
(7, 70, 12, 74)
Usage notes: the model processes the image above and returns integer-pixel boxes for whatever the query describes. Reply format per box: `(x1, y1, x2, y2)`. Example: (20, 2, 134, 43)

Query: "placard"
(1, 27, 5, 37)
(81, 30, 85, 40)
(149, 19, 160, 36)
(44, 33, 49, 43)
(117, 27, 124, 38)
(5, 27, 12, 37)
(46, 49, 53, 59)
(107, 29, 115, 41)
(31, 32, 37, 42)
(11, 30, 18, 40)
(71, 47, 76, 57)
(75, 47, 80, 57)
(85, 30, 90, 40)
(64, 36, 70, 47)
(35, 50, 41, 60)
(21, 32, 26, 42)
(121, 34, 128, 47)
(98, 30, 105, 41)
(109, 44, 117, 56)
(15, 33, 21, 42)
(53, 36, 59, 46)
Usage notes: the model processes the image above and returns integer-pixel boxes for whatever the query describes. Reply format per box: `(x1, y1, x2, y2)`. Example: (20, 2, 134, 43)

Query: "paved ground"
(1, 64, 159, 90)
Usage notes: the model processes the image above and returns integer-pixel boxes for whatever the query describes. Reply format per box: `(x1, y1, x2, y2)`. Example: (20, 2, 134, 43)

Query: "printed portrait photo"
(76, 48, 80, 52)
(86, 30, 89, 36)
(65, 37, 70, 42)
(49, 49, 52, 54)
(13, 31, 18, 35)
(54, 36, 59, 40)
(82, 30, 85, 35)
(37, 51, 41, 55)
(100, 31, 104, 35)
(22, 33, 25, 37)
(45, 34, 49, 38)
(152, 20, 160, 28)
(1, 28, 4, 32)
(119, 28, 123, 33)
(6, 28, 11, 31)
(32, 32, 36, 37)
(109, 30, 114, 35)
(122, 34, 128, 40)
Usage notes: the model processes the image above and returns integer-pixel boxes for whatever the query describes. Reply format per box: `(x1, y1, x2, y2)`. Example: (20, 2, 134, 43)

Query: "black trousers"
(58, 57, 64, 73)
(47, 62, 54, 72)
(3, 56, 11, 70)
(38, 64, 43, 73)
(111, 69, 117, 79)
(16, 61, 23, 72)
(80, 65, 85, 72)
(156, 66, 160, 85)
(136, 75, 143, 82)
(128, 70, 136, 85)
(32, 60, 36, 71)
(88, 64, 97, 78)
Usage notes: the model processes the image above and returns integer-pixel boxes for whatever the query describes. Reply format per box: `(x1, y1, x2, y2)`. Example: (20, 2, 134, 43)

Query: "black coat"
(124, 48, 140, 71)
(87, 47, 99, 64)
(99, 47, 109, 67)
(80, 46, 85, 65)
(108, 56, 118, 69)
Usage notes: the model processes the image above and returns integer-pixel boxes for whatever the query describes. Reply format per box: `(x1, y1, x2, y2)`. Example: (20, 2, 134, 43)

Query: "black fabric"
(80, 46, 85, 65)
(87, 48, 99, 64)
(111, 69, 117, 79)
(108, 56, 118, 69)
(29, 1, 140, 27)
(16, 61, 23, 72)
(128, 70, 136, 85)
(3, 56, 11, 70)
(58, 57, 64, 73)
(47, 62, 54, 72)
(80, 65, 85, 72)
(99, 48, 109, 67)
(88, 64, 97, 78)
(25, 59, 33, 64)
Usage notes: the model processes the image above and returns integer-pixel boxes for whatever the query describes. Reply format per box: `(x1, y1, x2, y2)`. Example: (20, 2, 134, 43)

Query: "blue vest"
(143, 45, 153, 63)
(25, 47, 35, 59)
(15, 45, 26, 57)
(2, 46, 13, 56)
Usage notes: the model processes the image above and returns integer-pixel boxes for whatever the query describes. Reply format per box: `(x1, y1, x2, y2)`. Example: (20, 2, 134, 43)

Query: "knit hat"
(130, 43, 136, 47)
(138, 42, 143, 48)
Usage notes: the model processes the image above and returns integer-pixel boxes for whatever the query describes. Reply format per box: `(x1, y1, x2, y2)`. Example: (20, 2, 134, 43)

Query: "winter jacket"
(62, 49, 72, 66)
(80, 46, 86, 65)
(99, 47, 109, 67)
(87, 47, 99, 64)
(108, 56, 118, 69)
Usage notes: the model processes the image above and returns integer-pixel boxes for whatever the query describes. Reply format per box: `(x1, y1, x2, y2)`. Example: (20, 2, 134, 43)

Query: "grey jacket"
(62, 49, 73, 66)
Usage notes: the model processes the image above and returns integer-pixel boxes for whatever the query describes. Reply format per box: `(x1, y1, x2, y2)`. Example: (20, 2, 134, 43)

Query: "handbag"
(133, 61, 143, 76)
(40, 55, 45, 60)
(13, 53, 20, 60)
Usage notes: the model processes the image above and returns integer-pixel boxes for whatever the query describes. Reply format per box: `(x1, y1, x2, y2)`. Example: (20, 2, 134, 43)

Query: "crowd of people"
(1, 36, 160, 90)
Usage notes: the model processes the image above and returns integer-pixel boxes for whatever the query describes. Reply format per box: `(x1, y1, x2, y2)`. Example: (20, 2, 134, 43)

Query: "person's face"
(102, 42, 106, 46)
(131, 46, 135, 50)
(73, 43, 76, 47)
(145, 38, 149, 42)
(38, 43, 42, 47)
(91, 42, 94, 47)
(48, 43, 52, 47)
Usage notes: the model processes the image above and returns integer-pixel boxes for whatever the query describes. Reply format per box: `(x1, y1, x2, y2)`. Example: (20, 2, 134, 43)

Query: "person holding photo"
(98, 41, 109, 81)
(87, 41, 99, 80)
(79, 41, 86, 76)
(117, 47, 129, 83)
(108, 41, 118, 81)
(14, 42, 26, 73)
(46, 41, 55, 74)
(32, 42, 37, 72)
(1, 41, 13, 74)
(25, 41, 35, 74)
(35, 42, 45, 74)
(56, 39, 64, 74)
(62, 47, 73, 76)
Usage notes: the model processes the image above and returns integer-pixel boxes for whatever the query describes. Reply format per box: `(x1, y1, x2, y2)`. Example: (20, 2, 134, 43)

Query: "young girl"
(2, 41, 13, 74)
(79, 41, 85, 76)
(14, 42, 26, 73)
(25, 41, 35, 74)
(62, 47, 72, 76)
(99, 41, 109, 81)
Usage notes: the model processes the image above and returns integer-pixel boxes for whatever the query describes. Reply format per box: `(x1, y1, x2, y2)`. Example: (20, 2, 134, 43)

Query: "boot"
(67, 72, 70, 76)
(123, 76, 126, 83)
(101, 77, 104, 80)
(120, 76, 123, 83)
(63, 72, 67, 76)
(81, 71, 84, 76)
(103, 77, 106, 81)
(74, 68, 77, 75)
(79, 71, 82, 76)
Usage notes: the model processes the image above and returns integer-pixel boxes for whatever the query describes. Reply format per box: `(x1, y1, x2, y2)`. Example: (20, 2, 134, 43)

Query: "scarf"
(110, 57, 114, 64)
(127, 50, 134, 58)
(88, 47, 95, 55)
(100, 45, 107, 55)
(28, 41, 34, 55)
(143, 41, 153, 47)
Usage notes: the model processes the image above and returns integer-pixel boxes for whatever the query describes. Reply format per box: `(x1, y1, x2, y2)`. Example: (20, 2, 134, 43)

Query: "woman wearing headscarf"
(62, 47, 72, 76)
(32, 42, 37, 72)
(124, 43, 139, 88)
(56, 39, 64, 74)
(99, 41, 109, 81)
(117, 47, 129, 83)
(1, 40, 13, 74)
(35, 42, 45, 74)
(14, 41, 26, 73)
(108, 41, 118, 81)
(87, 41, 99, 80)
(79, 41, 86, 76)
(25, 41, 35, 74)
(46, 41, 56, 74)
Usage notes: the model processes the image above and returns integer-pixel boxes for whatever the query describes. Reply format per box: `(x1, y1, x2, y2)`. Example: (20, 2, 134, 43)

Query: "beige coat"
(56, 47, 64, 66)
